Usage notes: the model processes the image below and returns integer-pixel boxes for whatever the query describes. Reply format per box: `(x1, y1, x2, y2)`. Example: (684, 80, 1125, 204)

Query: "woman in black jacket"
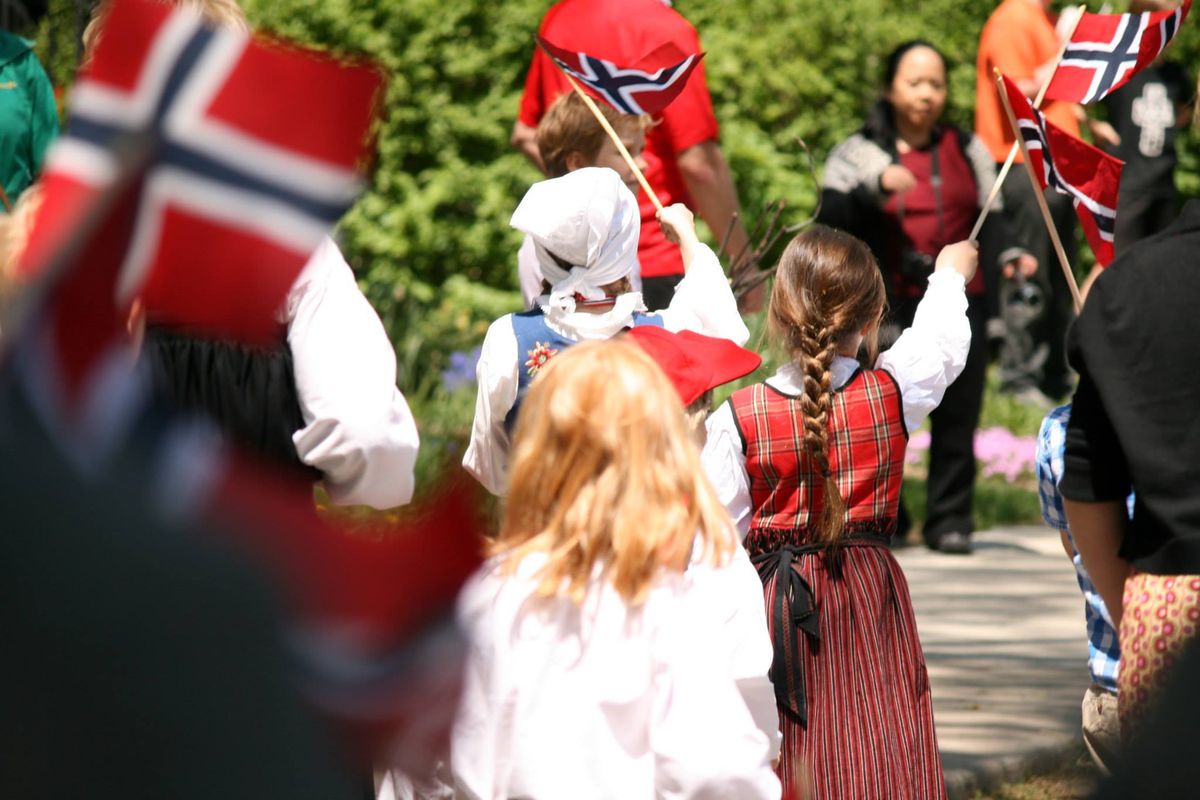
(818, 40, 1034, 554)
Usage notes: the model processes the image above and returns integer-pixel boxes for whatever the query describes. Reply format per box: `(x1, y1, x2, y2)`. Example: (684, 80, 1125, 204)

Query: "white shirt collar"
(764, 355, 862, 396)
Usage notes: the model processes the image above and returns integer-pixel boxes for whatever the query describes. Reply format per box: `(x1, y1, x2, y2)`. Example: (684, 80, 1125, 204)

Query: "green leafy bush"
(31, 1, 1200, 478)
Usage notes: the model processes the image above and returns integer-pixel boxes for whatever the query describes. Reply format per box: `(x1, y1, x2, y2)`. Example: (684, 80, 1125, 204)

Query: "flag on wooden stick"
(1001, 74, 1124, 266)
(1043, 0, 1191, 105)
(536, 35, 703, 117)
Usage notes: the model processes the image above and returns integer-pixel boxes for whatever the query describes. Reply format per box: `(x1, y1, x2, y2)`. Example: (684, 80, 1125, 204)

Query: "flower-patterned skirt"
(1118, 571, 1200, 739)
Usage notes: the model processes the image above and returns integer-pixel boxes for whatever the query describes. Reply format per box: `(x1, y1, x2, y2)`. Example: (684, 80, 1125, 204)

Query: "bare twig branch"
(729, 134, 825, 302)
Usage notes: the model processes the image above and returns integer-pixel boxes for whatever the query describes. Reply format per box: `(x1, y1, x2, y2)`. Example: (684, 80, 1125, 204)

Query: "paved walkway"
(897, 526, 1092, 799)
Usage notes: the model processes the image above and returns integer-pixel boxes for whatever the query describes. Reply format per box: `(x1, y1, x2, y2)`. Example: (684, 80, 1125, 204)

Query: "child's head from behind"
(770, 225, 885, 365)
(769, 225, 886, 546)
(84, 0, 249, 60)
(510, 167, 640, 309)
(497, 340, 732, 605)
(537, 93, 648, 194)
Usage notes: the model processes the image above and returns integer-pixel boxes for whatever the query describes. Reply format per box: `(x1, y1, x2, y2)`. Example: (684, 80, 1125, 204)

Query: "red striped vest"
(728, 368, 908, 542)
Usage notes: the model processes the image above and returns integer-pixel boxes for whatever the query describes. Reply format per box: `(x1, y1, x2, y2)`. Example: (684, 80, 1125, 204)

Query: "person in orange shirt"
(976, 0, 1108, 404)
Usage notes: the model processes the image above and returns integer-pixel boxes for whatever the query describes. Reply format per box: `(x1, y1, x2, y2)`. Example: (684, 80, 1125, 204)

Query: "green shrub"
(32, 0, 1200, 466)
(235, 1, 1200, 375)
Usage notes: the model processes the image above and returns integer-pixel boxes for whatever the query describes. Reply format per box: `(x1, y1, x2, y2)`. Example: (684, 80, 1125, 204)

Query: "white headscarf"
(510, 167, 640, 315)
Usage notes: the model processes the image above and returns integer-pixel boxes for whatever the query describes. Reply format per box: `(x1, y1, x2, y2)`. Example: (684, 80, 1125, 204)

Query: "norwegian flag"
(1002, 74, 1124, 266)
(536, 35, 702, 117)
(15, 0, 380, 401)
(1044, 0, 1191, 105)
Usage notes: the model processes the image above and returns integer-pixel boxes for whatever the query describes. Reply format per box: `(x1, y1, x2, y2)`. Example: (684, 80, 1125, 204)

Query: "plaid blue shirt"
(1036, 404, 1121, 693)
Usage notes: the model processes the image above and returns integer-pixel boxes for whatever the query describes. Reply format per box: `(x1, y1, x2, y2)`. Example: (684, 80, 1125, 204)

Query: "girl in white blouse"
(463, 167, 748, 496)
(699, 228, 976, 797)
(452, 339, 781, 800)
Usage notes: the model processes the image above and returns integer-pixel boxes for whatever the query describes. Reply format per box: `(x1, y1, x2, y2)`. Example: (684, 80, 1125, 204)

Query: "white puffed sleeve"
(462, 316, 520, 496)
(876, 269, 972, 432)
(651, 581, 782, 800)
(287, 237, 420, 509)
(659, 244, 750, 346)
(701, 401, 753, 540)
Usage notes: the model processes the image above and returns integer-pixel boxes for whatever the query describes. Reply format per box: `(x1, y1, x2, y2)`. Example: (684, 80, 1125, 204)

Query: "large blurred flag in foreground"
(1001, 74, 1124, 267)
(1044, 0, 1191, 105)
(14, 0, 381, 400)
(4, 0, 486, 772)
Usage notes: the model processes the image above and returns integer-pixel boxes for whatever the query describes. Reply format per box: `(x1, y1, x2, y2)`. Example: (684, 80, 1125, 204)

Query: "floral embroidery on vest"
(524, 341, 559, 377)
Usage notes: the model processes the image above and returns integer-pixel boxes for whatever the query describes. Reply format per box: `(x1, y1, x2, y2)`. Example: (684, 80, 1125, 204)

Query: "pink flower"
(973, 426, 1038, 481)
(905, 426, 1038, 480)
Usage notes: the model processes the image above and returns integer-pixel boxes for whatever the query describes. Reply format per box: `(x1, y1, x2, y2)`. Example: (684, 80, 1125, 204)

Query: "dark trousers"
(1115, 190, 1178, 258)
(890, 293, 988, 544)
(641, 273, 685, 312)
(997, 175, 1077, 398)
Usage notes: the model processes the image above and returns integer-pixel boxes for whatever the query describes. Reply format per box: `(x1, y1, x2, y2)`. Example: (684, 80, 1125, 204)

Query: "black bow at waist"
(749, 533, 891, 726)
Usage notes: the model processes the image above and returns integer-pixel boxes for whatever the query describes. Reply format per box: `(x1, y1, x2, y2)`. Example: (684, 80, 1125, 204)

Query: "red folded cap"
(627, 327, 762, 406)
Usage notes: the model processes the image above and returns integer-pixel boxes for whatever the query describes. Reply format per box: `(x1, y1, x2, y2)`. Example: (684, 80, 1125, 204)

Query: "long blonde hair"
(769, 225, 886, 548)
(495, 339, 733, 605)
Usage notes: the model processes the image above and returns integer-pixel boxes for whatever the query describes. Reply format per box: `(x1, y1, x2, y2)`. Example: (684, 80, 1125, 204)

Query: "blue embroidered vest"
(504, 307, 664, 433)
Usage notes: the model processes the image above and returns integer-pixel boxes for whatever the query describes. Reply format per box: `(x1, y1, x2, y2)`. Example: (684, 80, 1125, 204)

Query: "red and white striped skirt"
(747, 530, 945, 800)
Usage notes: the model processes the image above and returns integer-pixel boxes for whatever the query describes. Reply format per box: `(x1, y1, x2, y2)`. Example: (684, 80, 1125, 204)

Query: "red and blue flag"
(1002, 74, 1124, 267)
(536, 35, 702, 117)
(1044, 0, 1191, 105)
(15, 0, 380, 401)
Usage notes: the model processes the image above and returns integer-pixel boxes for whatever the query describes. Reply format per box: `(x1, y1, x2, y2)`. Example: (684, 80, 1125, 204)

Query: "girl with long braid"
(702, 226, 977, 798)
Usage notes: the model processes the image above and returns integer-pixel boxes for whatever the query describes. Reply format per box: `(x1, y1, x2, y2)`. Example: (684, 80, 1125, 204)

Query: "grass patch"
(901, 475, 1042, 533)
(970, 746, 1099, 800)
(978, 368, 1057, 438)
(901, 365, 1048, 533)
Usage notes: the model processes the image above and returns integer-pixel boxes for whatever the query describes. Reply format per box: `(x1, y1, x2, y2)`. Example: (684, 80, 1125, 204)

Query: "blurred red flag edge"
(213, 458, 486, 768)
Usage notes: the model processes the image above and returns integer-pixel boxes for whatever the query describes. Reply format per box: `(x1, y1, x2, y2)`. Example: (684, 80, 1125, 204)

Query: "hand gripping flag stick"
(969, 4, 1086, 243)
(994, 69, 1083, 313)
(537, 39, 665, 213)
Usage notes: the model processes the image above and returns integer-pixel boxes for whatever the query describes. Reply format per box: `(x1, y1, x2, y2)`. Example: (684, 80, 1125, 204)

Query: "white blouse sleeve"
(462, 316, 519, 496)
(651, 581, 782, 800)
(287, 237, 420, 509)
(876, 269, 971, 433)
(659, 243, 750, 346)
(701, 402, 753, 541)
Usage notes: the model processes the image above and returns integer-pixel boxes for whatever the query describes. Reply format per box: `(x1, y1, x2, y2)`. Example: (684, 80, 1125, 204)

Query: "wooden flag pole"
(994, 70, 1083, 313)
(969, 4, 1086, 242)
(538, 44, 665, 213)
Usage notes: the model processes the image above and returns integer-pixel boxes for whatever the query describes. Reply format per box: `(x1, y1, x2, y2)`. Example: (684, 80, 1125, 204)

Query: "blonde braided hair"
(769, 225, 885, 547)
